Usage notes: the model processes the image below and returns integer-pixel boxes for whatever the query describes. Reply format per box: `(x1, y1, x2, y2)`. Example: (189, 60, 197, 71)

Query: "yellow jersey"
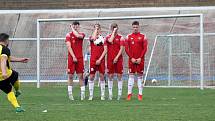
(0, 44, 12, 81)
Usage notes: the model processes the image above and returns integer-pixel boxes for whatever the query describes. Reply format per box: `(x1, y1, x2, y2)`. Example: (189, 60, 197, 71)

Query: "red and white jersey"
(65, 32, 85, 59)
(89, 35, 106, 61)
(105, 34, 124, 60)
(125, 32, 148, 59)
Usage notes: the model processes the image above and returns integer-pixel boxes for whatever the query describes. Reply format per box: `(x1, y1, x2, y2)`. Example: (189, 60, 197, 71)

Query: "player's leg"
(77, 73, 85, 100)
(88, 63, 96, 100)
(10, 70, 21, 97)
(13, 80, 21, 97)
(108, 73, 113, 100)
(0, 81, 24, 112)
(117, 73, 123, 100)
(68, 74, 74, 100)
(67, 58, 75, 100)
(76, 58, 85, 100)
(137, 73, 143, 101)
(116, 59, 123, 100)
(136, 62, 144, 101)
(8, 91, 25, 112)
(8, 72, 25, 112)
(127, 74, 134, 101)
(107, 62, 114, 100)
(99, 61, 106, 100)
(88, 74, 95, 100)
(127, 62, 135, 100)
(99, 73, 105, 100)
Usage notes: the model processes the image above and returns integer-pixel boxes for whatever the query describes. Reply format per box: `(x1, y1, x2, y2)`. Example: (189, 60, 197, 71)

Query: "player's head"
(94, 23, 101, 34)
(132, 21, 140, 34)
(72, 21, 80, 30)
(0, 33, 9, 46)
(110, 23, 118, 32)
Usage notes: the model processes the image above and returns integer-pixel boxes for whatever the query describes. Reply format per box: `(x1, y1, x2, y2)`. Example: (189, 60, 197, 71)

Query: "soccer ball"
(94, 35, 105, 46)
(151, 79, 157, 83)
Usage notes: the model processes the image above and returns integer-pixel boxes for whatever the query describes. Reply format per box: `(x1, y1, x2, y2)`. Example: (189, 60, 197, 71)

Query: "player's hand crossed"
(131, 58, 141, 64)
(136, 58, 141, 64)
(131, 58, 136, 64)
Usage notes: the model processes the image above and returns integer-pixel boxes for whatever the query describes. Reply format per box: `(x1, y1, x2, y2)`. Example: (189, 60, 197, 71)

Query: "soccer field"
(0, 84, 215, 121)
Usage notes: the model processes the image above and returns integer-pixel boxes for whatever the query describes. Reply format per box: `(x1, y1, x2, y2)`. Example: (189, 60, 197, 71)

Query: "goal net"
(144, 35, 203, 88)
(36, 14, 204, 89)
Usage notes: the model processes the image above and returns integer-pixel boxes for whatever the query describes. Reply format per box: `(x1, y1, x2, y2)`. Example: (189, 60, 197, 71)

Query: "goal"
(36, 14, 204, 89)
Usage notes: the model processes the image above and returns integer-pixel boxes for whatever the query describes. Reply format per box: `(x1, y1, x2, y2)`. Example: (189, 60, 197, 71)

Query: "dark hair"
(94, 23, 101, 28)
(72, 21, 80, 25)
(132, 21, 139, 26)
(0, 33, 9, 42)
(111, 23, 118, 29)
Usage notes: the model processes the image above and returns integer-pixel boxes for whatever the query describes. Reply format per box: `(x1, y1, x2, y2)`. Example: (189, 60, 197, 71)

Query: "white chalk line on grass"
(8, 102, 181, 106)
(0, 103, 206, 113)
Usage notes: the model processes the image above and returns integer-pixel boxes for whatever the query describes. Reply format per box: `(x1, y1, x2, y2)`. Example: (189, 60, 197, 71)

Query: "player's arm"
(113, 45, 123, 64)
(113, 37, 124, 63)
(96, 45, 107, 65)
(137, 36, 148, 64)
(1, 55, 8, 79)
(66, 41, 77, 62)
(70, 25, 85, 39)
(116, 46, 123, 59)
(140, 36, 148, 58)
(124, 36, 132, 58)
(99, 45, 107, 61)
(125, 36, 136, 64)
(10, 56, 29, 63)
(107, 28, 117, 43)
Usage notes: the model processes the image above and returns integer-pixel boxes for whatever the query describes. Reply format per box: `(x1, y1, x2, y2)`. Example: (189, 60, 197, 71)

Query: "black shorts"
(0, 70, 19, 94)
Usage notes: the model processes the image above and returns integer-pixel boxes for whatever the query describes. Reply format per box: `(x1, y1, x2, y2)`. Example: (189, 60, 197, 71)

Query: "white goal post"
(36, 14, 204, 89)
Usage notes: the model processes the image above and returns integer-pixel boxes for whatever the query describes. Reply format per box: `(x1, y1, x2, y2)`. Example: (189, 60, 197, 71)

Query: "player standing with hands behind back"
(125, 21, 148, 101)
(65, 21, 85, 100)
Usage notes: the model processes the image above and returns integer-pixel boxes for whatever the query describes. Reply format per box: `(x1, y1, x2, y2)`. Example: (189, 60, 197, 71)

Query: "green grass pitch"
(0, 83, 215, 121)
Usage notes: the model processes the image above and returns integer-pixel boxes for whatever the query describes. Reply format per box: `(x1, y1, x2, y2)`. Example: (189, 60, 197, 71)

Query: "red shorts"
(90, 59, 105, 75)
(107, 58, 123, 74)
(129, 60, 144, 74)
(67, 56, 84, 74)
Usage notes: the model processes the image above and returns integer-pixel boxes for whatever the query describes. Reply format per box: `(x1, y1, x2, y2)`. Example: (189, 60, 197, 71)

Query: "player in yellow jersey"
(0, 33, 29, 113)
